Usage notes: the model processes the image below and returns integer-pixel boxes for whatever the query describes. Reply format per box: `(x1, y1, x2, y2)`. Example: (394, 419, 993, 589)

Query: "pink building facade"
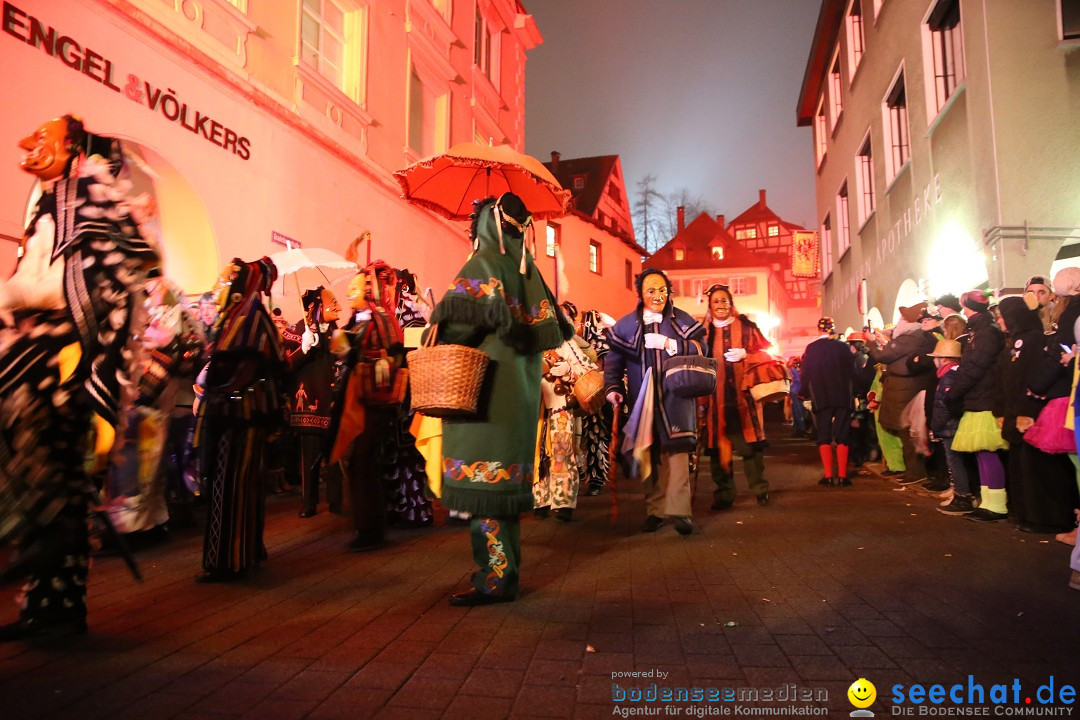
(0, 0, 586, 317)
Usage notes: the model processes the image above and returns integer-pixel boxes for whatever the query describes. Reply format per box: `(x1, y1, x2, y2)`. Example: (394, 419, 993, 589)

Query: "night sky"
(524, 0, 822, 234)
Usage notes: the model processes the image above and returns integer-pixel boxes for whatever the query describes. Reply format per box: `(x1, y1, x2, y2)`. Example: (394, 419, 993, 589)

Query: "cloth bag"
(661, 355, 717, 398)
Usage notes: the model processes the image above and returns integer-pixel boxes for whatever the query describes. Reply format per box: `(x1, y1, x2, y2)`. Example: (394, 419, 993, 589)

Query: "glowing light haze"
(525, 0, 822, 233)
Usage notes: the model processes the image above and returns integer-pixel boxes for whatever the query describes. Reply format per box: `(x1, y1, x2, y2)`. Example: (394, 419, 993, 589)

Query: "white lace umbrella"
(268, 247, 357, 303)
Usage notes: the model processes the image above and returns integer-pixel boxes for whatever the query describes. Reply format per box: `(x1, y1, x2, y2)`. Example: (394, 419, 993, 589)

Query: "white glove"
(644, 332, 673, 351)
(723, 347, 747, 362)
(301, 327, 318, 354)
(606, 391, 624, 406)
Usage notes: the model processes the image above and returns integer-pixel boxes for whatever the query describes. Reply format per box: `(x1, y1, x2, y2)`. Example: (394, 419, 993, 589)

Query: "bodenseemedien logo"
(849, 678, 877, 717)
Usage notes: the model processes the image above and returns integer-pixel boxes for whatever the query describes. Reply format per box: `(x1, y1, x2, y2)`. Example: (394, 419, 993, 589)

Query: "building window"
(837, 181, 851, 255)
(545, 222, 559, 257)
(711, 246, 724, 261)
(474, 5, 498, 85)
(883, 69, 910, 183)
(829, 53, 843, 127)
(821, 214, 833, 278)
(815, 96, 828, 167)
(406, 66, 447, 156)
(927, 0, 965, 114)
(625, 259, 633, 289)
(856, 132, 876, 224)
(735, 226, 757, 240)
(846, 0, 864, 79)
(573, 175, 586, 190)
(608, 184, 622, 204)
(1062, 0, 1080, 40)
(301, 0, 348, 91)
(674, 248, 685, 261)
(730, 277, 748, 296)
(589, 241, 601, 274)
(767, 224, 780, 237)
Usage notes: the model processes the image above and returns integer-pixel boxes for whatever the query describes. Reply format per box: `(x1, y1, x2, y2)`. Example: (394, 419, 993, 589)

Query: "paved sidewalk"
(1, 431, 1077, 719)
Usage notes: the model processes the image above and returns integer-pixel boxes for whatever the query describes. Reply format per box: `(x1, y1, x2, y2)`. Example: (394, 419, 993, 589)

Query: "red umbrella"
(394, 142, 571, 220)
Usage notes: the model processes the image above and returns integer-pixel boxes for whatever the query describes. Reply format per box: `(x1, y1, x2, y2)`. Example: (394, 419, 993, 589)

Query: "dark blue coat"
(604, 306, 705, 453)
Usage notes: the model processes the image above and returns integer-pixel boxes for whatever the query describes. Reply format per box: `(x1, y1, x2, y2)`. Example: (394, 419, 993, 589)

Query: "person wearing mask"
(699, 284, 771, 510)
(431, 193, 573, 606)
(605, 268, 706, 535)
(800, 318, 858, 486)
(1025, 275, 1054, 332)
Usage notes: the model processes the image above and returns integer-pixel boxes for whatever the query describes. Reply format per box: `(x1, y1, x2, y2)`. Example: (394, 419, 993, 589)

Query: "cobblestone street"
(1, 430, 1076, 719)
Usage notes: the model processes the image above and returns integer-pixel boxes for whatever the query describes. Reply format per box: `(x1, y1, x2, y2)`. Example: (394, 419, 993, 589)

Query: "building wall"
(0, 0, 578, 318)
(804, 0, 1080, 331)
(536, 215, 641, 318)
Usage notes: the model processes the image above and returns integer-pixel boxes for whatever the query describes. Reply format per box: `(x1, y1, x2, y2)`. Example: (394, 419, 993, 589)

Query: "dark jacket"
(995, 300, 1050, 444)
(947, 311, 1005, 413)
(870, 326, 936, 430)
(800, 337, 856, 411)
(605, 305, 705, 453)
(931, 364, 961, 439)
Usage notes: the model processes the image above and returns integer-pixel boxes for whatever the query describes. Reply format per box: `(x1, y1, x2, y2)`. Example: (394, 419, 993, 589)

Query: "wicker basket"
(407, 325, 490, 417)
(572, 369, 605, 415)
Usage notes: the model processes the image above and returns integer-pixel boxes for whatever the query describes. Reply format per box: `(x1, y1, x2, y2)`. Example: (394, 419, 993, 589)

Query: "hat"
(935, 294, 962, 313)
(1052, 267, 1080, 297)
(917, 308, 942, 322)
(960, 290, 990, 313)
(928, 338, 963, 358)
(899, 302, 928, 323)
(846, 331, 867, 343)
(1025, 275, 1051, 289)
(817, 317, 835, 333)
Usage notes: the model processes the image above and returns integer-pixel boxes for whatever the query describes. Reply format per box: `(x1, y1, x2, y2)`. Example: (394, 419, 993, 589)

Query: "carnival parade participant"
(0, 116, 158, 640)
(282, 286, 341, 517)
(604, 268, 706, 535)
(699, 284, 771, 509)
(534, 331, 597, 521)
(578, 309, 616, 496)
(800, 317, 858, 487)
(326, 258, 412, 551)
(193, 257, 285, 582)
(430, 193, 573, 606)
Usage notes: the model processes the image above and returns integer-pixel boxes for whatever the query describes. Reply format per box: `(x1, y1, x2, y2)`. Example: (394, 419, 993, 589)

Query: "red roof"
(645, 213, 767, 271)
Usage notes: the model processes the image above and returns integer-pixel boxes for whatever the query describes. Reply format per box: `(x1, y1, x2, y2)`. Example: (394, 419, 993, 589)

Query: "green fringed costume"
(430, 193, 572, 599)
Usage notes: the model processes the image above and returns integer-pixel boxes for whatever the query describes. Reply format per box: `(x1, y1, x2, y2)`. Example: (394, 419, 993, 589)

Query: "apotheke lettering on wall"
(2, 1, 251, 160)
(828, 174, 943, 315)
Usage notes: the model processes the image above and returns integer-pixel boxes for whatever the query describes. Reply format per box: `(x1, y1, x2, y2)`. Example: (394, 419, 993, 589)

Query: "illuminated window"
(883, 69, 910, 183)
(837, 181, 851, 255)
(711, 246, 724, 261)
(408, 66, 448, 156)
(856, 132, 876, 224)
(829, 53, 843, 127)
(846, 0, 864, 79)
(927, 0, 965, 114)
(545, 223, 559, 257)
(730, 277, 748, 295)
(735, 226, 757, 240)
(589, 241, 601, 274)
(573, 175, 586, 190)
(815, 97, 828, 167)
(625, 259, 633, 289)
(674, 248, 685, 261)
(821, 214, 833, 278)
(767, 224, 780, 237)
(301, 0, 348, 90)
(1062, 0, 1080, 40)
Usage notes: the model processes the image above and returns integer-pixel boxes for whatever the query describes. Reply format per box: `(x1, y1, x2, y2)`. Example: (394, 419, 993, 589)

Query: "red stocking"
(836, 444, 849, 478)
(818, 444, 833, 478)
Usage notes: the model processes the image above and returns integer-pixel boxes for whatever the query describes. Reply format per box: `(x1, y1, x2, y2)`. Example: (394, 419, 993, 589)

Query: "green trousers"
(708, 434, 768, 504)
(875, 413, 906, 472)
(470, 515, 520, 597)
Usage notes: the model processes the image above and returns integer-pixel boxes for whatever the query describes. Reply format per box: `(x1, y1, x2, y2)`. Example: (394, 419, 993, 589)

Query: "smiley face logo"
(848, 678, 876, 709)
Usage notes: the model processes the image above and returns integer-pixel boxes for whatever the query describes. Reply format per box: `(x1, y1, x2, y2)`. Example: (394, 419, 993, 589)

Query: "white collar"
(354, 310, 372, 322)
(642, 310, 664, 324)
(712, 317, 734, 328)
